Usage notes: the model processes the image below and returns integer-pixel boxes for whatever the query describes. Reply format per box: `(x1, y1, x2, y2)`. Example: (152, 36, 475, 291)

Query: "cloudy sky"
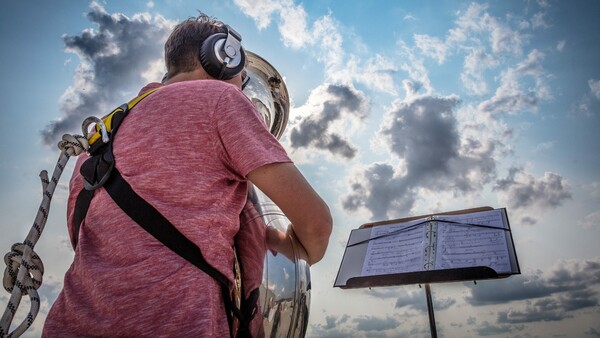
(1, 0, 599, 337)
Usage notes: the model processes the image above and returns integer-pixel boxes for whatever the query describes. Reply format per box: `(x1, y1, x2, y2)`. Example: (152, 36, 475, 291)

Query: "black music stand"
(334, 207, 520, 338)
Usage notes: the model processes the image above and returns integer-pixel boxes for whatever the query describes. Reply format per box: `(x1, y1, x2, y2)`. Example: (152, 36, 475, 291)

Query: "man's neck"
(163, 68, 210, 85)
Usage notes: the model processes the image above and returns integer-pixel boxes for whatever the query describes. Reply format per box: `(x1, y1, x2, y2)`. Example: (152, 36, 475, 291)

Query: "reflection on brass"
(243, 51, 289, 140)
(241, 51, 310, 337)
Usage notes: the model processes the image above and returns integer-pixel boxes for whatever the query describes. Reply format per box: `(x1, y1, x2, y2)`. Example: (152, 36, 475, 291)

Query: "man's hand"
(265, 225, 309, 263)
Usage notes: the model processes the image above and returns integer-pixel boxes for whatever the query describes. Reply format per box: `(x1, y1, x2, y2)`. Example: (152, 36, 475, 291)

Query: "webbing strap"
(87, 87, 162, 146)
(106, 170, 247, 337)
(103, 169, 230, 286)
(71, 189, 93, 248)
(71, 87, 255, 337)
(72, 171, 250, 337)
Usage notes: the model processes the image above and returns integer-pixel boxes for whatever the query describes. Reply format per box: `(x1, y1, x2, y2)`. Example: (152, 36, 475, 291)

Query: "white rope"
(1, 134, 88, 338)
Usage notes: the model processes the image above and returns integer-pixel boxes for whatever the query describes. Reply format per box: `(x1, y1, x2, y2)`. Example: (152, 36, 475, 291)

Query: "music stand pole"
(425, 283, 437, 338)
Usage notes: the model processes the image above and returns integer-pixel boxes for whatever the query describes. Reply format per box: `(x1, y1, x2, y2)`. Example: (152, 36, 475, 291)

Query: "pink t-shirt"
(43, 80, 291, 337)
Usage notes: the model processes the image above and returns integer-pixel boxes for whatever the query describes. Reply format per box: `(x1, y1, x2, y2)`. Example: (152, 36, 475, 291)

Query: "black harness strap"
(71, 188, 93, 248)
(102, 169, 240, 335)
(71, 90, 255, 338)
(74, 171, 244, 336)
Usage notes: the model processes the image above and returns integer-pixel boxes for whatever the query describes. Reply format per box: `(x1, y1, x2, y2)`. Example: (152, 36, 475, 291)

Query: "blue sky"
(1, 1, 599, 337)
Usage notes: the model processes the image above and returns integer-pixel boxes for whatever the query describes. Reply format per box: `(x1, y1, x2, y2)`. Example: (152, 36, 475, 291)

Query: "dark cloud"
(311, 314, 406, 338)
(475, 320, 524, 336)
(393, 287, 455, 312)
(465, 257, 600, 325)
(465, 275, 563, 306)
(381, 95, 461, 180)
(41, 2, 172, 145)
(466, 258, 600, 306)
(289, 84, 369, 159)
(394, 288, 425, 311)
(494, 166, 572, 224)
(586, 327, 600, 337)
(496, 300, 570, 323)
(342, 162, 417, 220)
(365, 286, 405, 300)
(342, 91, 498, 219)
(323, 314, 350, 330)
(324, 316, 337, 329)
(353, 315, 399, 332)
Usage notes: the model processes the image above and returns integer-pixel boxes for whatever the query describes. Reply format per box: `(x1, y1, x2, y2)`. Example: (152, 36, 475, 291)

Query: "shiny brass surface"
(242, 52, 310, 337)
(243, 51, 289, 140)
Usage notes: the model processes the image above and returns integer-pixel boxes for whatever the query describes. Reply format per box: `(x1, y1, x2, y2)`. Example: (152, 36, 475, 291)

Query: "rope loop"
(2, 243, 44, 294)
(2, 133, 86, 337)
(57, 134, 89, 156)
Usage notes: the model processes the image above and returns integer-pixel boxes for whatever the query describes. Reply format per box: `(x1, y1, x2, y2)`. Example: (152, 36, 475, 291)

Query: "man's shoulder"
(165, 79, 237, 94)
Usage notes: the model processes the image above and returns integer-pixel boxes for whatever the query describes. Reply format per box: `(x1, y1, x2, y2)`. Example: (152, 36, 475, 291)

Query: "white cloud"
(233, 0, 282, 30)
(345, 54, 399, 95)
(404, 14, 417, 21)
(450, 2, 526, 56)
(587, 181, 600, 199)
(570, 80, 600, 117)
(397, 40, 433, 96)
(312, 15, 344, 71)
(531, 12, 550, 29)
(414, 34, 448, 64)
(461, 47, 498, 95)
(42, 2, 174, 144)
(489, 22, 524, 55)
(578, 210, 600, 229)
(588, 79, 600, 99)
(479, 49, 551, 114)
(537, 0, 551, 8)
(494, 167, 572, 224)
(556, 40, 566, 51)
(533, 140, 555, 153)
(236, 0, 402, 96)
(278, 3, 311, 48)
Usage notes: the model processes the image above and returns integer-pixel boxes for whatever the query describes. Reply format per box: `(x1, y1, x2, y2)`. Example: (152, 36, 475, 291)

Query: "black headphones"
(199, 24, 246, 80)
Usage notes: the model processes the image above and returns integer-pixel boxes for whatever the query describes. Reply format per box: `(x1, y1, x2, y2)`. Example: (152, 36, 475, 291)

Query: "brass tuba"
(239, 51, 310, 337)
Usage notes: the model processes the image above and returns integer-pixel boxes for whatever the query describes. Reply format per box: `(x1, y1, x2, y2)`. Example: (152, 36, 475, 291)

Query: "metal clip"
(82, 116, 109, 144)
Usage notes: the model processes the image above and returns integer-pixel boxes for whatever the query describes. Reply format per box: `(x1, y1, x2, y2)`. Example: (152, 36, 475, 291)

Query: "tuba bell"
(239, 51, 310, 337)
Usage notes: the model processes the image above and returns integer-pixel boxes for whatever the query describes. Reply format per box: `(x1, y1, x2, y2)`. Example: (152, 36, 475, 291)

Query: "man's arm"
(247, 162, 332, 265)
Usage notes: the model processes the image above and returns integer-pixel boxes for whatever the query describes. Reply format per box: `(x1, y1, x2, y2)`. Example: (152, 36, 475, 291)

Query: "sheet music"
(334, 208, 519, 288)
(434, 210, 512, 274)
(360, 219, 428, 276)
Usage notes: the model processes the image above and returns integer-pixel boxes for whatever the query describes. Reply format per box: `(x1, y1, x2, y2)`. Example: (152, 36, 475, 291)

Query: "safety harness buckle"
(79, 103, 129, 191)
(81, 150, 115, 191)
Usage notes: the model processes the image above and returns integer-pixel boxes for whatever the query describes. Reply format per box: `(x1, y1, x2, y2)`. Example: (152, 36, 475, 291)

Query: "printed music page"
(434, 209, 513, 274)
(360, 218, 429, 277)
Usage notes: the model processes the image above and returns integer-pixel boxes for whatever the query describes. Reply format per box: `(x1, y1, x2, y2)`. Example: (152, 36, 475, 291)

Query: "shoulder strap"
(86, 87, 161, 148)
(72, 87, 162, 246)
(74, 170, 253, 337)
(105, 169, 230, 285)
(103, 168, 240, 335)
(71, 87, 255, 337)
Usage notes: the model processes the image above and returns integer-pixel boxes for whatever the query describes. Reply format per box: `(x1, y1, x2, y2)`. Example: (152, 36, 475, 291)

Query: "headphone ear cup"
(199, 33, 227, 79)
(199, 33, 246, 80)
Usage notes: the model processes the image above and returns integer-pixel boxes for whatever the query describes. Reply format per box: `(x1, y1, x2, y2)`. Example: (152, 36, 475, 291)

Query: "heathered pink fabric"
(42, 80, 291, 337)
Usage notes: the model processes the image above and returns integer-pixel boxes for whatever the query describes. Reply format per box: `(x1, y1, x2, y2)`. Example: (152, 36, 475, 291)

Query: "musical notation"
(334, 207, 519, 288)
(360, 220, 428, 276)
(359, 208, 515, 277)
